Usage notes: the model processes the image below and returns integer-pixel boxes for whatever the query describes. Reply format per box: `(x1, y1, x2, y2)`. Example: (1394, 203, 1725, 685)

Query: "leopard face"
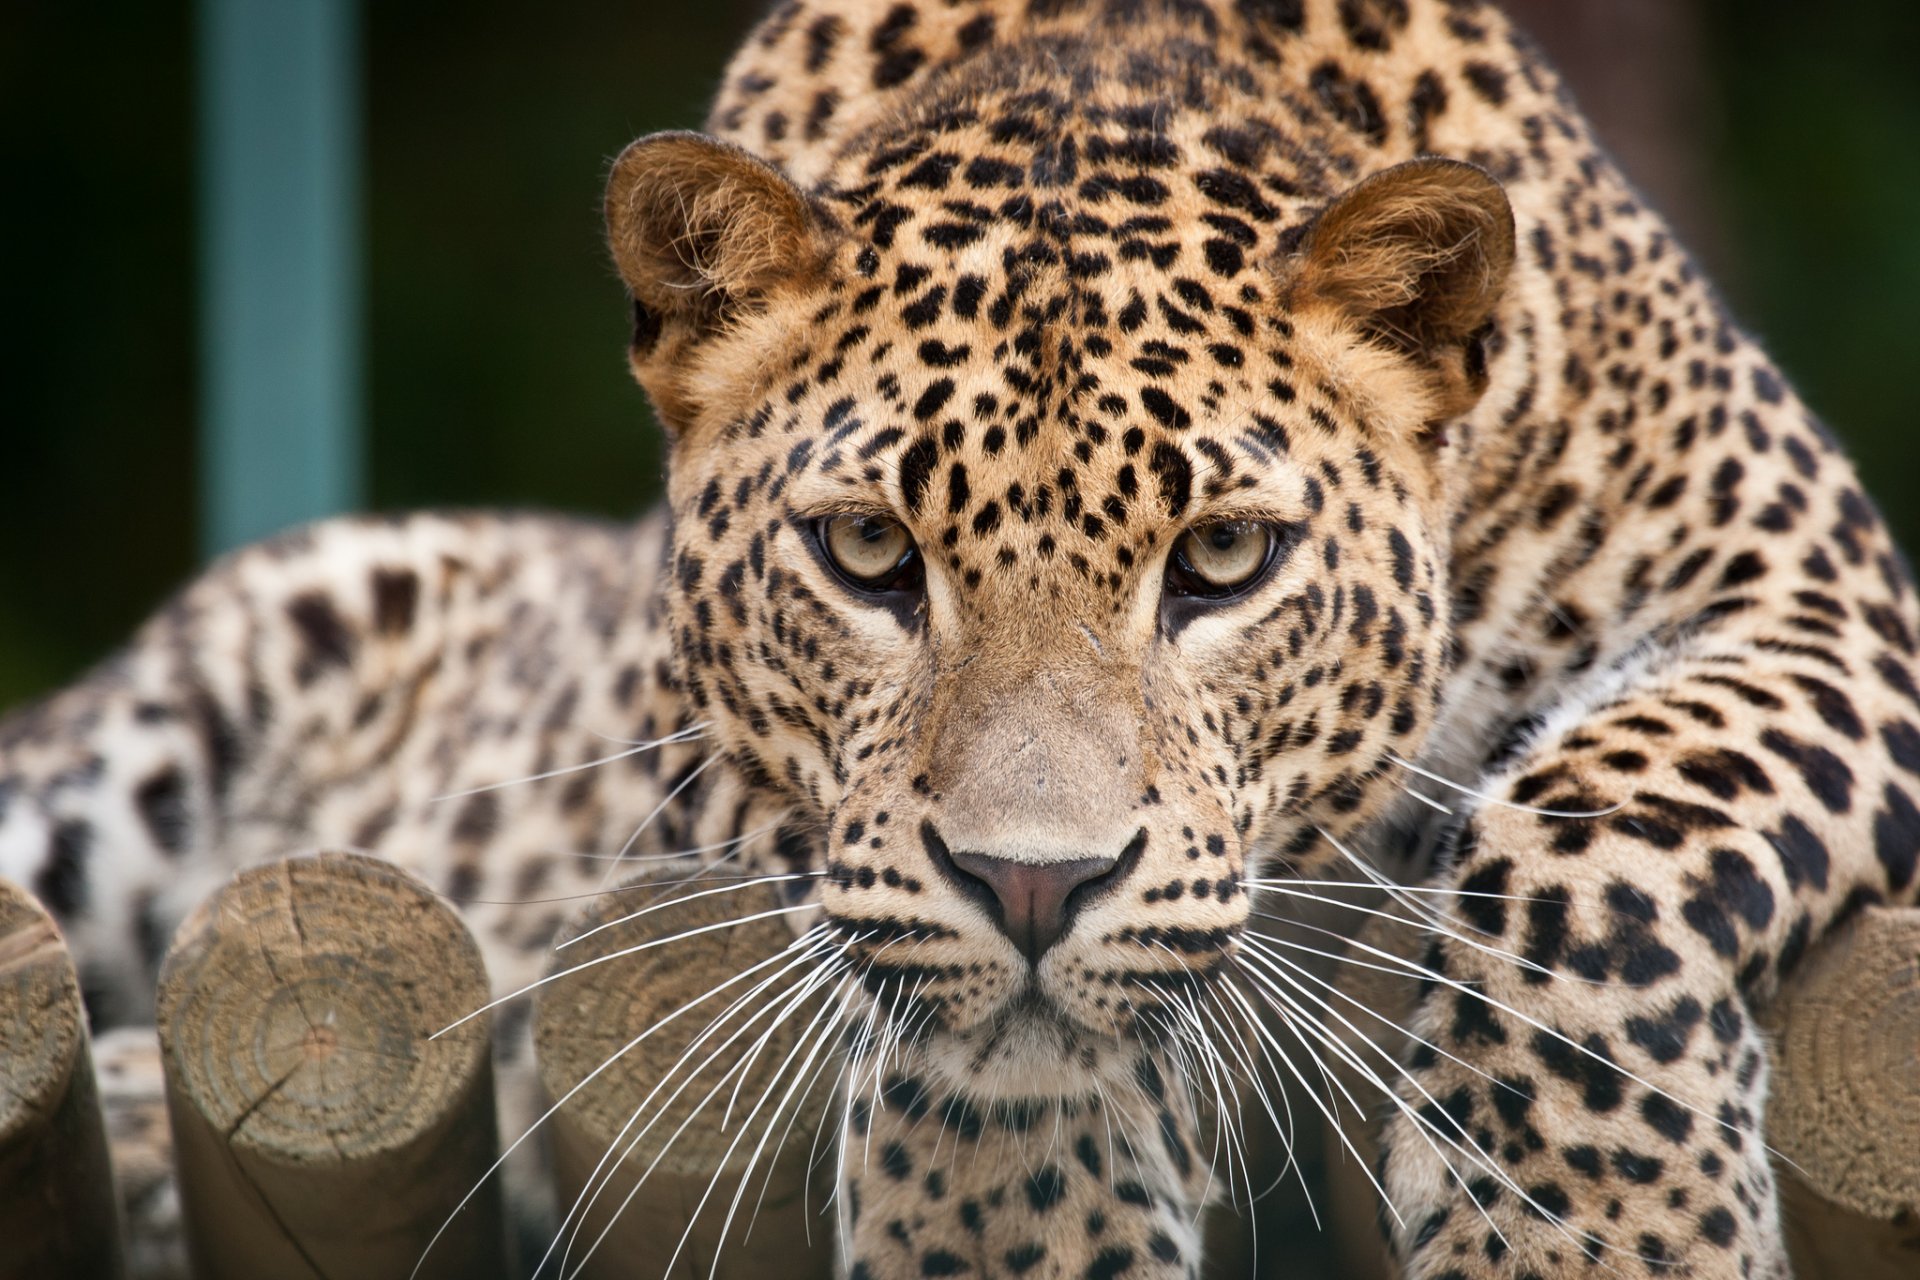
(612, 80, 1511, 1098)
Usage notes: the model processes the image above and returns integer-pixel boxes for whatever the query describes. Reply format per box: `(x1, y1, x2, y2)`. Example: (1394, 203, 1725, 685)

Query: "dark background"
(2, 0, 1916, 710)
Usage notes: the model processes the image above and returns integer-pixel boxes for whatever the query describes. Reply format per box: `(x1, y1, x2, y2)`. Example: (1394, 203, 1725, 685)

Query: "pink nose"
(921, 822, 1142, 965)
(950, 852, 1118, 963)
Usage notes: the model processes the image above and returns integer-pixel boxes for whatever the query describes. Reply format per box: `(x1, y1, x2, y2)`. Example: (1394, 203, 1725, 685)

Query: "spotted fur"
(5, 3, 1918, 1278)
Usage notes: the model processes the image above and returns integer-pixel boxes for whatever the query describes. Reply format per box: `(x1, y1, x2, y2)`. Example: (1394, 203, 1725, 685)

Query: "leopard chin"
(916, 989, 1144, 1103)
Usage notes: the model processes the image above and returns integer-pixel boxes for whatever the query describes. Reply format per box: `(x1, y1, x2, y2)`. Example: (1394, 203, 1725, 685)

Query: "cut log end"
(0, 878, 126, 1280)
(155, 849, 504, 1280)
(1758, 904, 1920, 1267)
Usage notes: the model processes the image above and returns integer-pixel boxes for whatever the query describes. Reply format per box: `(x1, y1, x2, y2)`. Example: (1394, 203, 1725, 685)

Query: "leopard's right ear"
(605, 131, 837, 433)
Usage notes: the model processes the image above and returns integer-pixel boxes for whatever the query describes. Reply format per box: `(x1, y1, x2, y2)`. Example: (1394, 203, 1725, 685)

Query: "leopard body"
(3, 2, 1917, 1277)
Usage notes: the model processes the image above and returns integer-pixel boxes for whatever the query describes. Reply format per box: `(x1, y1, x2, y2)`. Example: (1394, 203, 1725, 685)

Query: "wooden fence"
(1, 852, 1914, 1279)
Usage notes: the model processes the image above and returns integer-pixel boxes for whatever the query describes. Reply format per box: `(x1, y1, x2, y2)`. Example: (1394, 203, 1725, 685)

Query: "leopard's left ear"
(605, 131, 839, 433)
(1280, 158, 1515, 423)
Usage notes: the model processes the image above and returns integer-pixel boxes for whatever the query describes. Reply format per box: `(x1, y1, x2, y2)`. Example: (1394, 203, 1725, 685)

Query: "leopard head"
(605, 124, 1512, 1096)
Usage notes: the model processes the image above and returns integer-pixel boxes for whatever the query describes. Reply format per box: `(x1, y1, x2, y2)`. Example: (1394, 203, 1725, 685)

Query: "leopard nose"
(949, 852, 1116, 963)
(921, 823, 1145, 964)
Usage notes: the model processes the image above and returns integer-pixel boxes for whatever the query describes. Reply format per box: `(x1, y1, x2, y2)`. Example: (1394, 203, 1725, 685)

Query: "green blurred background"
(2, 0, 1915, 711)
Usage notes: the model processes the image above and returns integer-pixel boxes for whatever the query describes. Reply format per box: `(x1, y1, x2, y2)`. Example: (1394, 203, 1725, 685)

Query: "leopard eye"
(1167, 521, 1276, 598)
(817, 513, 921, 592)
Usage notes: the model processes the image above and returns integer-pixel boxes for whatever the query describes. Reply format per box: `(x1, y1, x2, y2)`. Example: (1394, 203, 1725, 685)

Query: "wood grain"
(155, 850, 505, 1280)
(0, 877, 125, 1280)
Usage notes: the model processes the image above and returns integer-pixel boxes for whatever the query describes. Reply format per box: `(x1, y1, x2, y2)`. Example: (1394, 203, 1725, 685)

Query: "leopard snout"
(921, 822, 1147, 964)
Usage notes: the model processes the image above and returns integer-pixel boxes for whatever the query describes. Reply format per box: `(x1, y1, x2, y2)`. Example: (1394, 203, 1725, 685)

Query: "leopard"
(4, 1, 1917, 1277)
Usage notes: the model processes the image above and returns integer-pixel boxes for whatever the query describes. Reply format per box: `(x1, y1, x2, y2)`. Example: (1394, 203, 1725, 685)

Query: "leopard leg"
(1375, 642, 1918, 1279)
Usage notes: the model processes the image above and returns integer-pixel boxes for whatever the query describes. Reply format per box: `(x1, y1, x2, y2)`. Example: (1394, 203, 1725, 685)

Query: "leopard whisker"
(1189, 983, 1293, 1215)
(557, 954, 855, 1279)
(1241, 930, 1528, 1100)
(1146, 944, 1240, 1219)
(1206, 987, 1317, 1227)
(1319, 824, 1473, 945)
(433, 899, 817, 1038)
(409, 924, 831, 1280)
(460, 865, 822, 910)
(586, 720, 713, 749)
(558, 817, 783, 866)
(1397, 781, 1456, 815)
(700, 974, 858, 1279)
(1243, 920, 1752, 1142)
(556, 871, 819, 950)
(1245, 876, 1553, 903)
(595, 753, 720, 888)
(1168, 991, 1246, 1224)
(539, 933, 847, 1277)
(1236, 960, 1526, 1259)
(562, 969, 851, 1279)
(1241, 937, 1696, 1270)
(428, 722, 709, 804)
(1313, 825, 1577, 983)
(762, 988, 871, 1253)
(1250, 888, 1578, 987)
(1235, 937, 1558, 1254)
(1217, 974, 1403, 1229)
(1386, 750, 1626, 819)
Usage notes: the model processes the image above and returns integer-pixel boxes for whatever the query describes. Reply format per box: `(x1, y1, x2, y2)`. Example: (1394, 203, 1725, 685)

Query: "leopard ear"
(1282, 158, 1515, 423)
(605, 131, 836, 432)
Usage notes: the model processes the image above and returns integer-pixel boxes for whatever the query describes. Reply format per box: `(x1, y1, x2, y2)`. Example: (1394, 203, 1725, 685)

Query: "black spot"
(1026, 1166, 1065, 1210)
(1531, 1029, 1622, 1112)
(453, 791, 499, 844)
(1456, 857, 1510, 937)
(1309, 60, 1387, 145)
(1639, 1092, 1693, 1143)
(1140, 387, 1192, 429)
(286, 591, 356, 684)
(1147, 442, 1192, 516)
(1759, 729, 1854, 814)
(1624, 996, 1702, 1065)
(899, 438, 939, 515)
(1764, 814, 1831, 891)
(1004, 1243, 1046, 1274)
(914, 378, 956, 421)
(1238, 0, 1305, 32)
(1386, 529, 1415, 590)
(1698, 1205, 1738, 1247)
(135, 767, 191, 857)
(1463, 61, 1508, 105)
(36, 820, 93, 917)
(1562, 1145, 1602, 1179)
(1523, 1181, 1570, 1221)
(1872, 783, 1920, 892)
(370, 568, 420, 635)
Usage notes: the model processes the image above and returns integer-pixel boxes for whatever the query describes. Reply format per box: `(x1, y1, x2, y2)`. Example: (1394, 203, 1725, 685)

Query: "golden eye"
(1169, 521, 1276, 596)
(818, 513, 920, 590)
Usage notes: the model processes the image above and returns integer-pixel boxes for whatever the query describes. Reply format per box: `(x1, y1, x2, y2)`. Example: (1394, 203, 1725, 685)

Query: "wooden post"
(533, 875, 837, 1280)
(0, 878, 125, 1280)
(155, 850, 506, 1280)
(1756, 905, 1920, 1275)
(1317, 903, 1920, 1279)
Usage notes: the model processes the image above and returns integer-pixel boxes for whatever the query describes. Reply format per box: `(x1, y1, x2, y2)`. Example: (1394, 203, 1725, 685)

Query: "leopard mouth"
(918, 987, 1130, 1097)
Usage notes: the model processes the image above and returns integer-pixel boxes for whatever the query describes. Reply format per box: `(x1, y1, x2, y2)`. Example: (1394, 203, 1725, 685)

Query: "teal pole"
(198, 0, 363, 557)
